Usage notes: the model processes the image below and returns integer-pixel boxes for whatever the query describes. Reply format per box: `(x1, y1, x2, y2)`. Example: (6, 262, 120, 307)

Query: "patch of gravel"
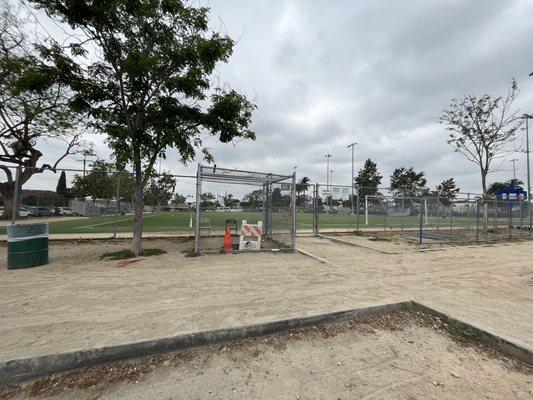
(1, 309, 530, 399)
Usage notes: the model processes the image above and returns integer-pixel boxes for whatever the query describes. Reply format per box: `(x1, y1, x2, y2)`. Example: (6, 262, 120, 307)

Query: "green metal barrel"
(7, 223, 49, 269)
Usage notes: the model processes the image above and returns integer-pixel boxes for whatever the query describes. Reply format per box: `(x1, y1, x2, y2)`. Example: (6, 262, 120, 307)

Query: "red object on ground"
(117, 259, 143, 268)
(223, 227, 232, 252)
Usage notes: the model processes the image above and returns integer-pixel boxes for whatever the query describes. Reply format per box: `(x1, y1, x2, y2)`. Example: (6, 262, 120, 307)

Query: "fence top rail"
(0, 164, 195, 179)
(365, 194, 485, 201)
(316, 183, 354, 189)
(199, 164, 293, 184)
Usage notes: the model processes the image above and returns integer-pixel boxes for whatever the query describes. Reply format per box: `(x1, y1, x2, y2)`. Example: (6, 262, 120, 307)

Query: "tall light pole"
(510, 158, 518, 180)
(324, 154, 332, 189)
(524, 114, 532, 234)
(347, 142, 357, 213)
(330, 170, 334, 186)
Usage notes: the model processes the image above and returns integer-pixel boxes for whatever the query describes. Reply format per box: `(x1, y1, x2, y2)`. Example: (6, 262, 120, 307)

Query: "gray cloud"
(36, 0, 533, 194)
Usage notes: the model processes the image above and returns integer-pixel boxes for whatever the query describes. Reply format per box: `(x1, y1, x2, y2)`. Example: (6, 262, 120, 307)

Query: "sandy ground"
(0, 235, 532, 365)
(4, 314, 532, 400)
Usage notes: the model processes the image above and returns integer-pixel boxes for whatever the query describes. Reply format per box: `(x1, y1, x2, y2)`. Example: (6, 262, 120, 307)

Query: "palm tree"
(296, 176, 311, 208)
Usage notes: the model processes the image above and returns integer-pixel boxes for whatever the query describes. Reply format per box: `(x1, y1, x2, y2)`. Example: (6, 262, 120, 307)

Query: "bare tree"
(440, 79, 522, 231)
(0, 1, 84, 219)
(440, 80, 522, 197)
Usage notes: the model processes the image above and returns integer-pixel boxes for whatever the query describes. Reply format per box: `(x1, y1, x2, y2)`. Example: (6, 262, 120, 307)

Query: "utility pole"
(510, 158, 518, 180)
(347, 142, 357, 213)
(76, 151, 96, 178)
(524, 114, 532, 234)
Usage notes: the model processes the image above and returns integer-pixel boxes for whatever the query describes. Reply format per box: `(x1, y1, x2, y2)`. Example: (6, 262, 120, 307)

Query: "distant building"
(69, 198, 133, 216)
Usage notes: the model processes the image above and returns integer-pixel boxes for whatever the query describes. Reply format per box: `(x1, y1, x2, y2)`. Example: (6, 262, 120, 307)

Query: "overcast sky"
(34, 0, 533, 194)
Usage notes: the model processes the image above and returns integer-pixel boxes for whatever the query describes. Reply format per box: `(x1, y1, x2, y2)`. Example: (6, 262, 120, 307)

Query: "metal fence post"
(467, 193, 471, 231)
(194, 164, 202, 253)
(476, 199, 480, 243)
(527, 198, 533, 236)
(400, 197, 404, 231)
(436, 194, 440, 231)
(291, 172, 296, 251)
(508, 199, 512, 239)
(313, 183, 319, 236)
(267, 181, 273, 236)
(356, 190, 360, 233)
(518, 195, 524, 236)
(450, 199, 453, 234)
(493, 198, 497, 237)
(113, 173, 121, 239)
(424, 198, 428, 225)
(419, 199, 423, 245)
(365, 195, 368, 225)
(11, 166, 21, 225)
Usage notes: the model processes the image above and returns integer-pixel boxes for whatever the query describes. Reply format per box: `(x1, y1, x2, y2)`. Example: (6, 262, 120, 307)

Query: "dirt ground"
(3, 311, 531, 400)
(0, 235, 532, 364)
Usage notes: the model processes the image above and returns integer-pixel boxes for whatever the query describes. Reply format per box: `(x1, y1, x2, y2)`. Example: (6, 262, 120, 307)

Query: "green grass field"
(0, 211, 485, 235)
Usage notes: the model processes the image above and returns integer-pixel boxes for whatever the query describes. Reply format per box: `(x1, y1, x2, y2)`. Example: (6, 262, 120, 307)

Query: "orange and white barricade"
(239, 220, 263, 250)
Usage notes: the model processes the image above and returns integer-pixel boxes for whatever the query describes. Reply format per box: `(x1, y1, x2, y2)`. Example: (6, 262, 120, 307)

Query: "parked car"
(58, 207, 77, 216)
(18, 208, 30, 218)
(27, 206, 51, 217)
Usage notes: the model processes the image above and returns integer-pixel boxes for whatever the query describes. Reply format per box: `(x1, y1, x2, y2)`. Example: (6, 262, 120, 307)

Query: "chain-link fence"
(1, 164, 196, 240)
(194, 164, 296, 253)
(310, 184, 532, 245)
(312, 183, 360, 234)
(2, 164, 531, 247)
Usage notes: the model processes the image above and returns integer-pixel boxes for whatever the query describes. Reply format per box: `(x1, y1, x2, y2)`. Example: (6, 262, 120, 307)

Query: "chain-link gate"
(194, 164, 296, 254)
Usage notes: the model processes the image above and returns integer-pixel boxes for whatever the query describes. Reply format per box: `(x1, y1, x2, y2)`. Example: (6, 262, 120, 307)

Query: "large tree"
(440, 80, 522, 198)
(31, 0, 256, 254)
(172, 193, 187, 205)
(0, 1, 84, 219)
(354, 159, 382, 200)
(72, 159, 115, 202)
(487, 180, 524, 197)
(434, 177, 459, 206)
(55, 170, 70, 198)
(389, 167, 428, 197)
(143, 172, 176, 207)
(241, 189, 263, 209)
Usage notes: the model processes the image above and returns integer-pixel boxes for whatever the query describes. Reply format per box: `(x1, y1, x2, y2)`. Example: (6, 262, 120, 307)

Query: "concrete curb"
(317, 234, 399, 255)
(0, 301, 411, 385)
(1, 300, 531, 385)
(296, 248, 328, 264)
(412, 302, 533, 364)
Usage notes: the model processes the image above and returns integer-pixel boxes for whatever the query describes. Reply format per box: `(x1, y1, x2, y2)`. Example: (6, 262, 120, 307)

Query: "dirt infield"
(1, 236, 532, 365)
(2, 310, 531, 400)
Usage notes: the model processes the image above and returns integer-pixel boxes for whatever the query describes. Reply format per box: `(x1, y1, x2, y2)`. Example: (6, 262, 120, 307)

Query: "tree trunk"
(132, 161, 143, 255)
(0, 183, 15, 220)
(481, 170, 488, 234)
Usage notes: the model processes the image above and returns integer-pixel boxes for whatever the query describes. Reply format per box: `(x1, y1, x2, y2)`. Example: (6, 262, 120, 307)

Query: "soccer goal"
(365, 195, 430, 229)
